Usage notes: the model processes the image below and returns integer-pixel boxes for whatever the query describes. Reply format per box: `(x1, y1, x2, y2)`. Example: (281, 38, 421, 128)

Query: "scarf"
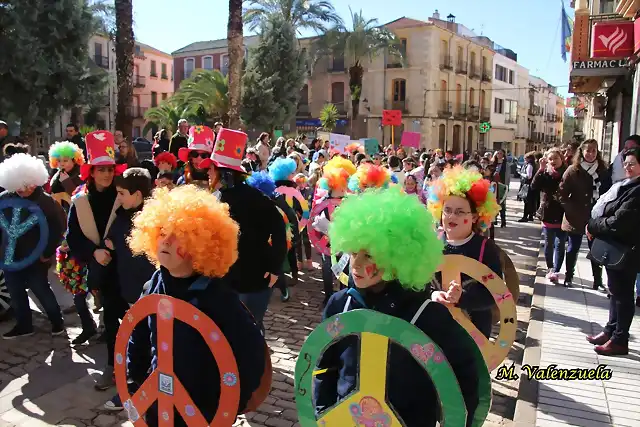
(580, 160, 600, 202)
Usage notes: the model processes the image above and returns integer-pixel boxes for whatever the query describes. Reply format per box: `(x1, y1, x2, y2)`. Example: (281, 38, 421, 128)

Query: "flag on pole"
(561, 2, 574, 62)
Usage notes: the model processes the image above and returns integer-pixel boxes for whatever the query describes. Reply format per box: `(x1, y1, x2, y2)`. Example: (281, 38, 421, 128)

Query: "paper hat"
(178, 125, 215, 162)
(86, 131, 117, 166)
(200, 128, 247, 173)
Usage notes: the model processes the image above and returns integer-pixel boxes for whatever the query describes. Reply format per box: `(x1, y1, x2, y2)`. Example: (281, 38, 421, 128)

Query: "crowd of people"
(0, 117, 637, 426)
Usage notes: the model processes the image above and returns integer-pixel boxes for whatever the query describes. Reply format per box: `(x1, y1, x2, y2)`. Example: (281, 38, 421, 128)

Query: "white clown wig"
(0, 153, 49, 192)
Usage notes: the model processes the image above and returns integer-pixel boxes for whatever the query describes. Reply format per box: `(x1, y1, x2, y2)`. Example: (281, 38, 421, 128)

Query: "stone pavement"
(515, 238, 640, 427)
(0, 186, 540, 427)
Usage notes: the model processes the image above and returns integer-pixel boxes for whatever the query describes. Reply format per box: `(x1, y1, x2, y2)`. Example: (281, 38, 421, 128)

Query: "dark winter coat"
(558, 163, 610, 233)
(220, 183, 287, 293)
(49, 165, 83, 196)
(314, 282, 480, 426)
(126, 268, 266, 427)
(168, 133, 188, 159)
(531, 165, 566, 225)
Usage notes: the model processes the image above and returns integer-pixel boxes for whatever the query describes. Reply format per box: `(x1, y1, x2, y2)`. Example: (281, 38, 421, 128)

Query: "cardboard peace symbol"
(276, 186, 310, 232)
(330, 252, 350, 287)
(52, 192, 72, 207)
(309, 198, 341, 256)
(114, 294, 241, 427)
(436, 255, 517, 371)
(0, 198, 49, 271)
(295, 309, 489, 427)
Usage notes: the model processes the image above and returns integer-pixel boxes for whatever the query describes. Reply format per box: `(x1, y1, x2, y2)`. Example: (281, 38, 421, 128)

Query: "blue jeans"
(238, 288, 273, 331)
(543, 227, 566, 273)
(565, 233, 602, 285)
(4, 263, 63, 331)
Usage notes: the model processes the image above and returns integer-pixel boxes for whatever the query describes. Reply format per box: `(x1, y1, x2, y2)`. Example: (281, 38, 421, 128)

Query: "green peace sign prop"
(295, 309, 490, 426)
(0, 197, 49, 271)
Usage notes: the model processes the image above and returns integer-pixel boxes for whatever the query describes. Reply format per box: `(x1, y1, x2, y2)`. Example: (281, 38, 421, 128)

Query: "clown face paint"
(442, 195, 476, 241)
(350, 250, 384, 289)
(157, 232, 194, 277)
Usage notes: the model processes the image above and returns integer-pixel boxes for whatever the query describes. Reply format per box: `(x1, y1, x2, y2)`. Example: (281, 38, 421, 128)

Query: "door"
(467, 126, 473, 153)
(438, 124, 446, 150)
(453, 125, 461, 153)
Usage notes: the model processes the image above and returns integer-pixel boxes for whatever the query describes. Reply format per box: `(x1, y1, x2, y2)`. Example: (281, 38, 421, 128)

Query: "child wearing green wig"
(314, 189, 480, 426)
(48, 140, 85, 210)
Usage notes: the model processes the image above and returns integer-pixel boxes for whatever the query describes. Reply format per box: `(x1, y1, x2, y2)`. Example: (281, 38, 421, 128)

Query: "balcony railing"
(297, 103, 311, 116)
(150, 71, 158, 78)
(469, 65, 480, 79)
(328, 61, 346, 73)
(134, 75, 146, 87)
(438, 102, 453, 117)
(128, 106, 148, 119)
(481, 70, 492, 82)
(454, 103, 467, 119)
(327, 100, 348, 115)
(440, 55, 453, 71)
(386, 99, 408, 113)
(480, 108, 490, 121)
(161, 73, 169, 80)
(94, 55, 109, 69)
(505, 117, 518, 124)
(455, 60, 468, 75)
(467, 106, 480, 120)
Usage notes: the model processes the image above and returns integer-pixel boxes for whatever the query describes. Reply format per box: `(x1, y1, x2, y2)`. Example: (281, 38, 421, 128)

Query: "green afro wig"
(328, 188, 443, 290)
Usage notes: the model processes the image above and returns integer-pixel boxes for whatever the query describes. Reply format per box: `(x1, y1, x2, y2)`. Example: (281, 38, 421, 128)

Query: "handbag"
(517, 183, 530, 201)
(587, 238, 635, 270)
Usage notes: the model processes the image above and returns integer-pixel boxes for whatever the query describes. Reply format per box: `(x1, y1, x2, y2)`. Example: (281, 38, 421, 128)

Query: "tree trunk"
(227, 0, 244, 130)
(114, 0, 134, 137)
(349, 64, 364, 138)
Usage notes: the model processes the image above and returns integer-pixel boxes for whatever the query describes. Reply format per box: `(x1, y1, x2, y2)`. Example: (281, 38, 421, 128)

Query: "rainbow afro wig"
(427, 165, 500, 232)
(48, 141, 85, 169)
(329, 189, 443, 290)
(154, 151, 178, 170)
(246, 171, 276, 198)
(318, 156, 357, 193)
(128, 185, 239, 278)
(269, 157, 297, 182)
(348, 164, 393, 193)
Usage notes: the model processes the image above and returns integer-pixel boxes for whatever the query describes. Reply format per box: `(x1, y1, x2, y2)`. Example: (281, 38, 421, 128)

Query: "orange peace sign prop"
(436, 255, 517, 371)
(114, 294, 241, 427)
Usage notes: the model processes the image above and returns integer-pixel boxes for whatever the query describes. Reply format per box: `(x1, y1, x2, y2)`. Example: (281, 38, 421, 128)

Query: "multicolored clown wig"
(48, 141, 85, 169)
(329, 189, 443, 290)
(268, 157, 297, 182)
(154, 151, 178, 170)
(128, 185, 240, 278)
(318, 156, 357, 193)
(427, 165, 500, 232)
(348, 164, 393, 193)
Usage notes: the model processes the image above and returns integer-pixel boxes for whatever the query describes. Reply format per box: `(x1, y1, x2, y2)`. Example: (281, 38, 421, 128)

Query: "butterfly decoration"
(349, 396, 392, 427)
(482, 273, 496, 283)
(494, 291, 513, 304)
(503, 317, 515, 324)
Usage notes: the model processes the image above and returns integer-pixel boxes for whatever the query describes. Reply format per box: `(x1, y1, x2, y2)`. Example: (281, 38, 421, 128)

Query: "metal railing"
(440, 55, 453, 70)
(454, 103, 467, 118)
(134, 75, 146, 87)
(386, 99, 408, 113)
(94, 55, 109, 69)
(505, 117, 518, 124)
(480, 108, 490, 121)
(468, 106, 480, 120)
(481, 70, 491, 82)
(438, 102, 452, 117)
(326, 100, 348, 114)
(128, 106, 148, 118)
(328, 60, 346, 73)
(469, 65, 480, 79)
(456, 60, 468, 75)
(297, 103, 311, 116)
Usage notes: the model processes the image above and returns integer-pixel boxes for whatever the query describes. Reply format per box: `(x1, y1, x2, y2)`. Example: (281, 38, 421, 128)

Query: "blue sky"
(132, 0, 573, 97)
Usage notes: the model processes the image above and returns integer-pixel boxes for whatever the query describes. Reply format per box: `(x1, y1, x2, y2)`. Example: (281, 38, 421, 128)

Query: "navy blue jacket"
(106, 206, 156, 303)
(314, 282, 480, 426)
(126, 269, 266, 426)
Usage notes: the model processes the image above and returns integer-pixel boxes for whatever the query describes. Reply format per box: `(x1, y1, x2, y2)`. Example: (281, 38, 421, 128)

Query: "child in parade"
(311, 156, 357, 305)
(293, 173, 313, 271)
(403, 174, 426, 204)
(153, 151, 177, 174)
(48, 141, 85, 209)
(0, 154, 67, 339)
(314, 189, 480, 426)
(176, 126, 214, 189)
(155, 171, 175, 189)
(427, 165, 502, 339)
(347, 163, 393, 193)
(126, 185, 267, 426)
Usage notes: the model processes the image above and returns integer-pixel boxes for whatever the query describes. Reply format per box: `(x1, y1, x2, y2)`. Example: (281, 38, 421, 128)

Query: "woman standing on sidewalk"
(531, 148, 567, 285)
(491, 149, 510, 228)
(557, 140, 610, 288)
(585, 147, 640, 356)
(517, 153, 537, 222)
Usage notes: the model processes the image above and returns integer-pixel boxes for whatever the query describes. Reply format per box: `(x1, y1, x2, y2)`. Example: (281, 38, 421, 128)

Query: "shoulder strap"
(479, 237, 487, 263)
(103, 201, 121, 239)
(188, 276, 210, 292)
(411, 299, 431, 325)
(342, 295, 352, 313)
(73, 195, 100, 245)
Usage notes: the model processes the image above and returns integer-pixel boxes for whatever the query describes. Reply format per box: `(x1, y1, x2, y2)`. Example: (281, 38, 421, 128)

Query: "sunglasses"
(189, 151, 210, 160)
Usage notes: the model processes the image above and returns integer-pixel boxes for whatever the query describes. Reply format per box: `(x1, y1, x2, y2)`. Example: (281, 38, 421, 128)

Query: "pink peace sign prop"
(309, 198, 342, 256)
(114, 294, 241, 427)
(276, 186, 310, 232)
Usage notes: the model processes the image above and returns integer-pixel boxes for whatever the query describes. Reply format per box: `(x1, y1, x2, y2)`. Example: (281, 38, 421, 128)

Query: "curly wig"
(246, 171, 276, 198)
(154, 151, 178, 170)
(427, 165, 500, 232)
(48, 141, 85, 169)
(318, 156, 357, 193)
(128, 185, 239, 278)
(268, 157, 297, 182)
(0, 153, 49, 192)
(348, 164, 393, 193)
(329, 189, 443, 290)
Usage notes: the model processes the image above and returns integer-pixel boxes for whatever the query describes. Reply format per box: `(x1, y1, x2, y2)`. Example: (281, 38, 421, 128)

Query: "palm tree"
(243, 0, 342, 34)
(172, 69, 229, 123)
(320, 103, 338, 132)
(143, 101, 193, 135)
(114, 0, 134, 136)
(313, 9, 404, 127)
(228, 0, 244, 129)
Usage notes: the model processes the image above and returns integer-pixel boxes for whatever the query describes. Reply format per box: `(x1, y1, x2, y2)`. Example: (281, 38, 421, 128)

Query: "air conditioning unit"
(592, 96, 606, 119)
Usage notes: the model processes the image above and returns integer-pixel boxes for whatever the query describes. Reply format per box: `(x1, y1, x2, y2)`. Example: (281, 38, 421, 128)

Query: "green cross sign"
(479, 122, 491, 134)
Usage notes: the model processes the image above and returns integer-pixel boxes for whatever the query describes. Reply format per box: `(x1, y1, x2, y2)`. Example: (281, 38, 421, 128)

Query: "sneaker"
(563, 277, 572, 288)
(2, 325, 34, 340)
(95, 365, 115, 391)
(103, 394, 123, 411)
(51, 324, 66, 337)
(72, 328, 97, 345)
(280, 287, 290, 302)
(304, 259, 313, 270)
(545, 270, 559, 284)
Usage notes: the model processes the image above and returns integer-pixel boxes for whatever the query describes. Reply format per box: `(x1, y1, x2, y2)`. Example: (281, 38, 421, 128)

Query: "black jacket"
(127, 269, 266, 426)
(314, 282, 480, 426)
(0, 188, 66, 265)
(220, 183, 287, 293)
(70, 134, 86, 156)
(168, 133, 188, 159)
(531, 165, 566, 225)
(49, 165, 83, 197)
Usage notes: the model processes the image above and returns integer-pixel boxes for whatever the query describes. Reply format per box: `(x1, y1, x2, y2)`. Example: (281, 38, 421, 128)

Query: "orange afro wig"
(128, 185, 239, 277)
(318, 156, 357, 193)
(154, 151, 178, 170)
(348, 164, 393, 192)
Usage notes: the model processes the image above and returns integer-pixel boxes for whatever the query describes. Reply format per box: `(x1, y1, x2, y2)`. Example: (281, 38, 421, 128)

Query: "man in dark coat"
(65, 124, 86, 154)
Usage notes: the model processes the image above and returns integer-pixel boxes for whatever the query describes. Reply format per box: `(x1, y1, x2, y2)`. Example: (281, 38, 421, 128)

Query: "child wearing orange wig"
(125, 185, 267, 426)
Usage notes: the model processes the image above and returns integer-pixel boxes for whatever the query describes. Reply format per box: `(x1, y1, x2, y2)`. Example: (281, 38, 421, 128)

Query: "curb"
(512, 237, 546, 427)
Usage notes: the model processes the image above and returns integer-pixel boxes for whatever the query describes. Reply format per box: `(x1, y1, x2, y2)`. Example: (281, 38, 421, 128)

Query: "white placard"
(329, 133, 350, 154)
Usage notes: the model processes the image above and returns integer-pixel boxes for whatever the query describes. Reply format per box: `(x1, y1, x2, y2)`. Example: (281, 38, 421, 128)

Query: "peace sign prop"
(276, 186, 310, 232)
(309, 198, 341, 256)
(295, 309, 470, 427)
(114, 294, 241, 427)
(330, 252, 349, 287)
(436, 255, 517, 371)
(0, 198, 49, 271)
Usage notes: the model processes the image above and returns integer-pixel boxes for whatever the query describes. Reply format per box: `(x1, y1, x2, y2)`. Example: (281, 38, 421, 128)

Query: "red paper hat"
(80, 130, 127, 180)
(178, 125, 215, 162)
(200, 128, 247, 173)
